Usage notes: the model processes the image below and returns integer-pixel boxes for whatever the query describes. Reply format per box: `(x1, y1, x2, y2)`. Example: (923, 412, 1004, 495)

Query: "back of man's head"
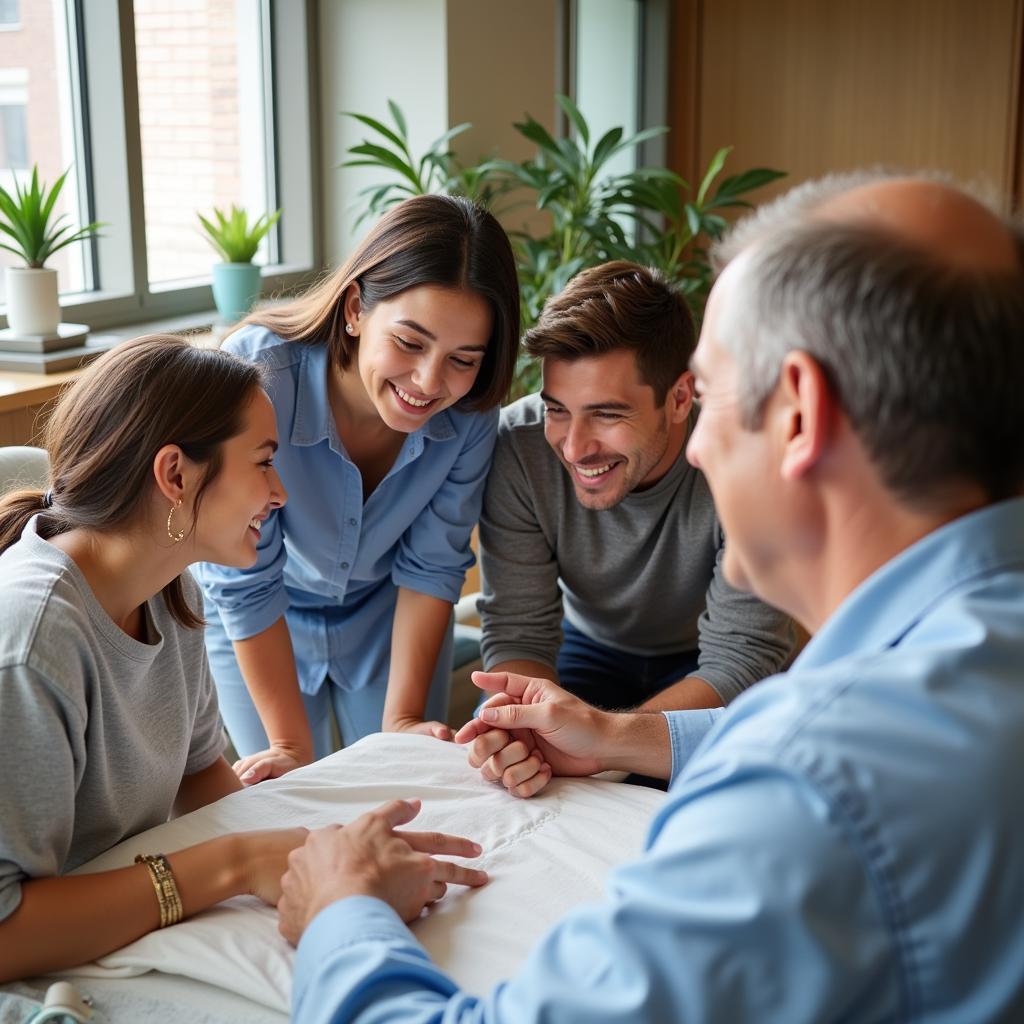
(524, 261, 695, 404)
(715, 171, 1024, 505)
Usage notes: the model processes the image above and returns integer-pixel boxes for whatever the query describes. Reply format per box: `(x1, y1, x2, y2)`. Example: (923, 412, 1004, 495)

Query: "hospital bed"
(1, 733, 664, 1023)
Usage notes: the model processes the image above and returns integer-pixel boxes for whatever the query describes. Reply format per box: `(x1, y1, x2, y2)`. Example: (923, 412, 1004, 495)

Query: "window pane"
(0, 1, 91, 304)
(134, 0, 274, 287)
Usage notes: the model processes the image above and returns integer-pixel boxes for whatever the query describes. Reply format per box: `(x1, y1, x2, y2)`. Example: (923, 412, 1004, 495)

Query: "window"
(0, 0, 19, 30)
(134, 0, 274, 286)
(0, 0, 316, 331)
(0, 8, 90, 304)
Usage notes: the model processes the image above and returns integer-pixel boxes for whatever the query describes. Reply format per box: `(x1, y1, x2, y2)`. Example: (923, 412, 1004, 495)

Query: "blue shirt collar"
(289, 343, 458, 449)
(795, 497, 1024, 672)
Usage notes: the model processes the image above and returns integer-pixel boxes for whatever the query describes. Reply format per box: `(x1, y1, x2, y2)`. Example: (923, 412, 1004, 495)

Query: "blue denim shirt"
(293, 498, 1024, 1021)
(196, 326, 497, 694)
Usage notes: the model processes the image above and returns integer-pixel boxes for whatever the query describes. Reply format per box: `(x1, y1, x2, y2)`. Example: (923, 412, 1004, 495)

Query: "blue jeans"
(557, 619, 700, 711)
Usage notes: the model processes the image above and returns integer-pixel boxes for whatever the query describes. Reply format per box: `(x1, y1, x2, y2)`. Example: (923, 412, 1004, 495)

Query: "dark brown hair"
(523, 260, 696, 403)
(245, 194, 520, 409)
(0, 334, 265, 627)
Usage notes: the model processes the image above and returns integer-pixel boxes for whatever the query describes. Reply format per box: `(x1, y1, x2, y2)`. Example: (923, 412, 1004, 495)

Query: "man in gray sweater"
(479, 261, 792, 724)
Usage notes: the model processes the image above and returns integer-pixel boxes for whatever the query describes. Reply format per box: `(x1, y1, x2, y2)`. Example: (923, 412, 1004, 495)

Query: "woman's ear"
(342, 284, 362, 337)
(152, 444, 187, 504)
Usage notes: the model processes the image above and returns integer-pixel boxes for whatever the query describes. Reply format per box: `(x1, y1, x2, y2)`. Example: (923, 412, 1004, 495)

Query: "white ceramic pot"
(5, 266, 61, 335)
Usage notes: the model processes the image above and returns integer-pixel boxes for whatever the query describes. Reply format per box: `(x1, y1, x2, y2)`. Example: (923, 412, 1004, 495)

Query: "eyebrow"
(394, 318, 488, 352)
(255, 439, 279, 452)
(540, 391, 634, 413)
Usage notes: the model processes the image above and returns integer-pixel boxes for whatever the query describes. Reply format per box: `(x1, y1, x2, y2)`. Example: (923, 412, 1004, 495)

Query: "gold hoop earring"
(167, 498, 185, 544)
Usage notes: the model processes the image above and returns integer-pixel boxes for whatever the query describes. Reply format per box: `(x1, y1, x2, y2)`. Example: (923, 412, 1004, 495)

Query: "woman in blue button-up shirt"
(196, 195, 519, 783)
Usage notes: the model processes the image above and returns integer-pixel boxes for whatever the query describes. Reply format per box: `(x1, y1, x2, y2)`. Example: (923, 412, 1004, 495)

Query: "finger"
(402, 831, 482, 857)
(239, 759, 275, 786)
(509, 763, 553, 799)
(453, 717, 492, 744)
(426, 880, 448, 904)
(485, 739, 533, 777)
(471, 670, 544, 699)
(464, 729, 511, 769)
(479, 700, 551, 731)
(429, 722, 453, 741)
(372, 798, 422, 829)
(433, 859, 489, 888)
(500, 751, 547, 790)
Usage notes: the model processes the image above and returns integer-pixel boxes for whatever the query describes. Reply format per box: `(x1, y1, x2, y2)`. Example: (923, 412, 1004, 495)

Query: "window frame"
(0, 0, 319, 332)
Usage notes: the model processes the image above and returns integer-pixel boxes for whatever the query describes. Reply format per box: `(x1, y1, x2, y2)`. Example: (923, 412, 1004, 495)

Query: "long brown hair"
(0, 334, 265, 627)
(245, 194, 520, 408)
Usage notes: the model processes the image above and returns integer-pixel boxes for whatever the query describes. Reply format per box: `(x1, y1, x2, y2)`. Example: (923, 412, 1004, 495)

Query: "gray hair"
(713, 171, 1024, 503)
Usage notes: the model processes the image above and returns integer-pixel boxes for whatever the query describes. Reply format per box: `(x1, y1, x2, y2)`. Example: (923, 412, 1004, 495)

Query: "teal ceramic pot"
(212, 263, 262, 324)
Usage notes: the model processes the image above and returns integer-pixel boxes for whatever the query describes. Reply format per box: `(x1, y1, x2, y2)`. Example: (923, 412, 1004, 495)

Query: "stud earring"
(167, 498, 185, 544)
(345, 323, 354, 334)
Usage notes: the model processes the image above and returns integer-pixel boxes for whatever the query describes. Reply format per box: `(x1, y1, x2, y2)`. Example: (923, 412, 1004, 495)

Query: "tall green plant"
(341, 97, 784, 397)
(0, 166, 103, 268)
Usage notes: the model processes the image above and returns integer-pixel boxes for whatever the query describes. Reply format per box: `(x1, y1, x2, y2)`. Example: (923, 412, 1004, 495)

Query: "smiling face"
(344, 285, 492, 432)
(541, 349, 693, 511)
(191, 387, 287, 568)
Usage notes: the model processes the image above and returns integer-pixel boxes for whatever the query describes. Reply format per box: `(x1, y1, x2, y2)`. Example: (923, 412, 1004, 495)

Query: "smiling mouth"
(248, 517, 262, 534)
(570, 460, 622, 484)
(390, 382, 437, 411)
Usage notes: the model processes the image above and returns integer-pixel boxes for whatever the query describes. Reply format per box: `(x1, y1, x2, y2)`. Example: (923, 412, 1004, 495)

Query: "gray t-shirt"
(479, 394, 793, 702)
(0, 517, 224, 921)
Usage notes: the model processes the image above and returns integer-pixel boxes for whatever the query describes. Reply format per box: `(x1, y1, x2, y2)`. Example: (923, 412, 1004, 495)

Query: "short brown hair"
(523, 261, 695, 402)
(246, 194, 520, 410)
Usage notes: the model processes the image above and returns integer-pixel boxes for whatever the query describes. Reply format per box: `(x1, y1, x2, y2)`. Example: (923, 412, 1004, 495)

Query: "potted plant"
(197, 205, 281, 324)
(0, 165, 103, 336)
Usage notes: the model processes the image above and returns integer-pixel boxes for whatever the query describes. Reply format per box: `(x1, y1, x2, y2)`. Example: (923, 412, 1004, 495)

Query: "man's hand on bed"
(233, 743, 311, 786)
(277, 799, 487, 944)
(454, 672, 606, 797)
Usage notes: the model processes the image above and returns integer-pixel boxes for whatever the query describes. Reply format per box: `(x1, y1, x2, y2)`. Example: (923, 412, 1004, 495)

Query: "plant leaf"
(696, 146, 731, 207)
(557, 94, 589, 147)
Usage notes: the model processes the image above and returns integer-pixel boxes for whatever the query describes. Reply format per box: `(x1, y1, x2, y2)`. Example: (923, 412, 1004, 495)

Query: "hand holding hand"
(454, 672, 607, 796)
(233, 744, 311, 786)
(277, 799, 487, 945)
(384, 717, 454, 742)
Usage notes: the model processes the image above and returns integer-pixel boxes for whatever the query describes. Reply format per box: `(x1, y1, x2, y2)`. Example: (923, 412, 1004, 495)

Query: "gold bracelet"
(135, 853, 183, 928)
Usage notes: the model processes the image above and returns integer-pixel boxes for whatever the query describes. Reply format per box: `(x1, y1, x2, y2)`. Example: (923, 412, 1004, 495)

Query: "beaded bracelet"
(134, 853, 183, 928)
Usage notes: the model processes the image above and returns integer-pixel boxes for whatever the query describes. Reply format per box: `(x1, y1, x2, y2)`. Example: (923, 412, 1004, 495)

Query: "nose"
(411, 354, 444, 397)
(269, 466, 288, 509)
(561, 418, 597, 464)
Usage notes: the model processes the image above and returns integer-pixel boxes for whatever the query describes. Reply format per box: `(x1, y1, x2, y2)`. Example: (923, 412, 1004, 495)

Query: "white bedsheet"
(58, 733, 664, 1016)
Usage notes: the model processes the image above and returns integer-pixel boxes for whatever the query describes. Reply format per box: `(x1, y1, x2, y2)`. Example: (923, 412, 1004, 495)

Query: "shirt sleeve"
(695, 528, 795, 703)
(391, 409, 499, 604)
(477, 428, 563, 671)
(0, 664, 81, 922)
(663, 707, 724, 782)
(291, 770, 899, 1024)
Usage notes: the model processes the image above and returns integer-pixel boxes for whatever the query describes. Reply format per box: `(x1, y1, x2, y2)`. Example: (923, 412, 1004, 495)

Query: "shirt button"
(348, 518, 357, 526)
(341, 561, 350, 570)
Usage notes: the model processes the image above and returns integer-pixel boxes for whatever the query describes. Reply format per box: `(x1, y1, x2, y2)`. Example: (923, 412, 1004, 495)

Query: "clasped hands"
(453, 671, 608, 798)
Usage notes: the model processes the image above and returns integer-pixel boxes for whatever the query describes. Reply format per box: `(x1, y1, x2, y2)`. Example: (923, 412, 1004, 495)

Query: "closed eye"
(394, 336, 422, 352)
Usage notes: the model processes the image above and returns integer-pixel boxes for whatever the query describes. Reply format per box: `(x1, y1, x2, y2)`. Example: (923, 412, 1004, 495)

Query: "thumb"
(479, 701, 550, 731)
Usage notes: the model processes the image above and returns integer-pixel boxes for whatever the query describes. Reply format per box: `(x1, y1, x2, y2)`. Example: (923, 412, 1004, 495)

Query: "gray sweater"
(0, 518, 224, 921)
(478, 394, 793, 703)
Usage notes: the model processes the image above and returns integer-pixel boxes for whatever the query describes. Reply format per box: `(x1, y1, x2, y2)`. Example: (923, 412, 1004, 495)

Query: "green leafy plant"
(197, 205, 282, 264)
(341, 97, 785, 397)
(0, 165, 103, 268)
(342, 100, 504, 225)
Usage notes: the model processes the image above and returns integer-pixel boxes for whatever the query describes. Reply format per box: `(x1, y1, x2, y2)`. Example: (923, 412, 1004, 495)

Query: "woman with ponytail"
(0, 334, 307, 982)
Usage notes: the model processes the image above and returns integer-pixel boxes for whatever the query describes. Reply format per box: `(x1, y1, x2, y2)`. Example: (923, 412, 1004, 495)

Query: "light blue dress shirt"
(196, 326, 498, 696)
(292, 497, 1024, 1022)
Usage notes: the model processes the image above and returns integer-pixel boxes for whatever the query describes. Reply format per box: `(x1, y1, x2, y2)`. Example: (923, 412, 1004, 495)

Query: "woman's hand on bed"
(237, 827, 311, 905)
(277, 799, 487, 943)
(383, 717, 454, 742)
(233, 744, 311, 785)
